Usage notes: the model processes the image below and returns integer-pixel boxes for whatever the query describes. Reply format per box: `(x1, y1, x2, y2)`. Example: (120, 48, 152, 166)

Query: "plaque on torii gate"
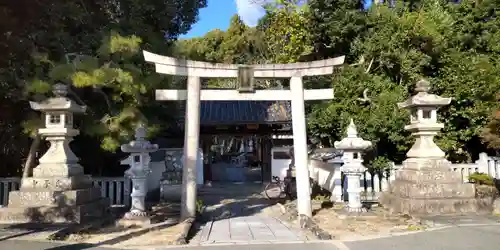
(143, 51, 345, 225)
(237, 65, 255, 93)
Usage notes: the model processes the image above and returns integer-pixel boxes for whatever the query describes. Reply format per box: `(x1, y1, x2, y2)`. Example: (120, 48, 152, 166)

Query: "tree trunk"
(22, 134, 41, 178)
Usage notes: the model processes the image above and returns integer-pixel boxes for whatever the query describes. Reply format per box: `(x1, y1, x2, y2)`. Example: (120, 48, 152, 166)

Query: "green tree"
(308, 0, 500, 164)
(0, 0, 207, 176)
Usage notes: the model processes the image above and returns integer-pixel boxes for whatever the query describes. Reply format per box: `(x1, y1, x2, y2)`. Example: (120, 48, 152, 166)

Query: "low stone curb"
(298, 214, 334, 240)
(278, 203, 334, 240)
(173, 217, 195, 245)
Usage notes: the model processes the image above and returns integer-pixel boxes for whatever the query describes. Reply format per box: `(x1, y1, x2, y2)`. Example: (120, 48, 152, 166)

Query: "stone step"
(380, 193, 493, 215)
(0, 198, 109, 224)
(389, 180, 475, 199)
(7, 188, 102, 207)
(395, 168, 463, 183)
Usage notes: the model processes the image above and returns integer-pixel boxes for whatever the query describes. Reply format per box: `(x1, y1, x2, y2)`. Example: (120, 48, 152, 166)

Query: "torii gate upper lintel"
(143, 50, 345, 225)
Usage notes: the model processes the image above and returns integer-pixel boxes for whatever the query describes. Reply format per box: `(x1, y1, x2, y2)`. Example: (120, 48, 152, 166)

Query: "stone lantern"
(398, 79, 451, 159)
(31, 83, 87, 177)
(120, 126, 159, 223)
(0, 83, 108, 224)
(380, 79, 489, 215)
(334, 119, 372, 212)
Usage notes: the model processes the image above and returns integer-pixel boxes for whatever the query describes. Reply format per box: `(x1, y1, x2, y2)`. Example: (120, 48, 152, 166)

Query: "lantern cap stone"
(121, 125, 159, 153)
(334, 119, 372, 151)
(29, 83, 87, 113)
(135, 126, 147, 140)
(397, 79, 451, 109)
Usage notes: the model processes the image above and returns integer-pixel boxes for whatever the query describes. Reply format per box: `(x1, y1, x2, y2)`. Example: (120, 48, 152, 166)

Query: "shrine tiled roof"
(177, 101, 292, 125)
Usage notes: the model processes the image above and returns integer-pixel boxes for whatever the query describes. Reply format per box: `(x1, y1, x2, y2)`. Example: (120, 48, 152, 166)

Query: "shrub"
(468, 172, 494, 186)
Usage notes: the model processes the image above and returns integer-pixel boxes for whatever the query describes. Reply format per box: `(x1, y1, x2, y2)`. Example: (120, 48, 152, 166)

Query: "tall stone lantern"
(399, 79, 451, 159)
(32, 83, 87, 177)
(334, 119, 372, 212)
(0, 83, 108, 224)
(380, 79, 489, 215)
(120, 126, 158, 222)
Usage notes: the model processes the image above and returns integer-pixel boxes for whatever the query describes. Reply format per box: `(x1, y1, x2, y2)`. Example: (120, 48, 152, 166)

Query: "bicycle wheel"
(264, 182, 284, 200)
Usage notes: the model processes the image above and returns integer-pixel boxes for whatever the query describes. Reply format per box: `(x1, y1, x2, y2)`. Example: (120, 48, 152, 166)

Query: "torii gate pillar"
(143, 51, 344, 224)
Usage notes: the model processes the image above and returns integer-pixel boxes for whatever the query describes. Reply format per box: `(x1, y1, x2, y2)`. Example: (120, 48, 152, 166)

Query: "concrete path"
(191, 215, 305, 244)
(191, 183, 306, 245)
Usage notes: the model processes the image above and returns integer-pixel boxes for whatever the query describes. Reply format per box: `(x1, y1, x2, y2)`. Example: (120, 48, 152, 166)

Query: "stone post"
(120, 126, 158, 224)
(181, 76, 201, 220)
(290, 76, 313, 221)
(476, 152, 489, 175)
(334, 119, 372, 212)
(332, 164, 343, 202)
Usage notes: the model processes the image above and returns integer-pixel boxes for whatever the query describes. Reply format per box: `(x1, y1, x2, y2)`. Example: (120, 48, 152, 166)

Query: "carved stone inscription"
(23, 177, 84, 190)
(18, 192, 53, 204)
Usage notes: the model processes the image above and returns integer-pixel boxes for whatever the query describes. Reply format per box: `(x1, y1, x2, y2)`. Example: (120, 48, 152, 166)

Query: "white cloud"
(235, 0, 266, 27)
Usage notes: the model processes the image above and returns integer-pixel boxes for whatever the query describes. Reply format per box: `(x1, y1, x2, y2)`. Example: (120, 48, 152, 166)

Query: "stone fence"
(0, 177, 132, 207)
(354, 152, 500, 202)
(2, 154, 498, 206)
(311, 152, 500, 202)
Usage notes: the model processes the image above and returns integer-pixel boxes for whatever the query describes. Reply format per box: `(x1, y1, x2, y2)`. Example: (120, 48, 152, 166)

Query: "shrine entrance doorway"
(198, 103, 292, 184)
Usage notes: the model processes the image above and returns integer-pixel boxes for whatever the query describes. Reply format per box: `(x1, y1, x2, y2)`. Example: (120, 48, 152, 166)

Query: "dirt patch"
(112, 222, 187, 248)
(60, 202, 182, 246)
(277, 201, 426, 240)
(312, 205, 424, 240)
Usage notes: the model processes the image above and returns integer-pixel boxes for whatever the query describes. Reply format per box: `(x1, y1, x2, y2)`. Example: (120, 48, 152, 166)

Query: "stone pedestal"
(0, 84, 108, 224)
(380, 80, 493, 215)
(380, 158, 492, 214)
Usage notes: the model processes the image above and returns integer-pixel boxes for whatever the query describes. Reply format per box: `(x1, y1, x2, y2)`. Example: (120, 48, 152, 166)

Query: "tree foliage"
(3, 0, 500, 177)
(0, 0, 206, 176)
(175, 0, 500, 168)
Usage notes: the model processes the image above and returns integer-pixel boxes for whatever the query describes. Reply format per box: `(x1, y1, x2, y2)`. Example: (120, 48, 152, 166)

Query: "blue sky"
(182, 0, 373, 38)
(181, 0, 266, 38)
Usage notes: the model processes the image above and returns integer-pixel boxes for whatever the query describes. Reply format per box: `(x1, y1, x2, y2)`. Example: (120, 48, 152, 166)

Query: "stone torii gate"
(143, 51, 345, 222)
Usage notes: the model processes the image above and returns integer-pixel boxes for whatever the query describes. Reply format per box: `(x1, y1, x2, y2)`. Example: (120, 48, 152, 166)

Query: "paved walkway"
(191, 215, 305, 244)
(190, 183, 306, 245)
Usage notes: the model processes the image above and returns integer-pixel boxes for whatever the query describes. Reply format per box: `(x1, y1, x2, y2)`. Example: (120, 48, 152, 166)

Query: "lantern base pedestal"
(0, 173, 109, 225)
(117, 212, 152, 227)
(380, 158, 493, 215)
(0, 196, 109, 224)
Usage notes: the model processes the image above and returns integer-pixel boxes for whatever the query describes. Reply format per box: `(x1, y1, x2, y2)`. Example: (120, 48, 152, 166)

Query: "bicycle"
(264, 175, 296, 200)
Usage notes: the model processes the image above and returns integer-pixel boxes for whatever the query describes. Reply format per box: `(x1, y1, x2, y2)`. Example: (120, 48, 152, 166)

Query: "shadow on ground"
(196, 183, 278, 221)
